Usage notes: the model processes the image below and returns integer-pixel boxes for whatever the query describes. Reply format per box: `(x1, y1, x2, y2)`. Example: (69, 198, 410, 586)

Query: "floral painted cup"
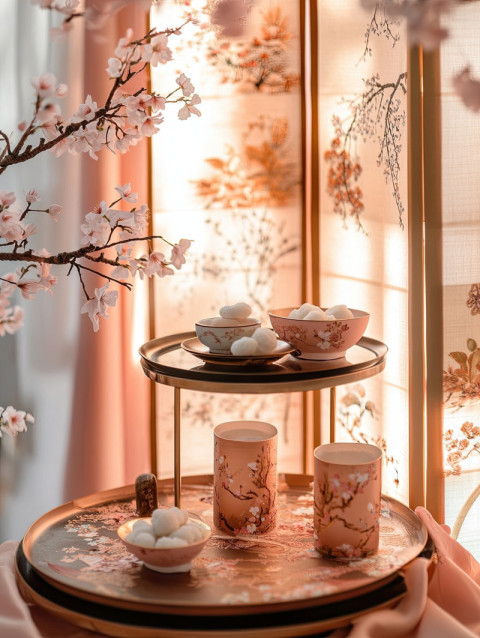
(313, 442, 382, 559)
(213, 421, 277, 535)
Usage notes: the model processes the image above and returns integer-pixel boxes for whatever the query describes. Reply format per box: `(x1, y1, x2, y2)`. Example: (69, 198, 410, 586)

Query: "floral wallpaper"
(318, 1, 409, 507)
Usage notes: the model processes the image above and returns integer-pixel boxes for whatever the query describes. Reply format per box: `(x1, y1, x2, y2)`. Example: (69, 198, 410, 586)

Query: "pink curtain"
(64, 6, 150, 500)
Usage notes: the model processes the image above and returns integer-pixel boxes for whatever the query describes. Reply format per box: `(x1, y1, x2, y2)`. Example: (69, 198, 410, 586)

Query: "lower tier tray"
(17, 474, 431, 637)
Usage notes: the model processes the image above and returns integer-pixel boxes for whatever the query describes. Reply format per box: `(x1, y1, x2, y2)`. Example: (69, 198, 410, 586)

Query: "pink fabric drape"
(63, 5, 151, 501)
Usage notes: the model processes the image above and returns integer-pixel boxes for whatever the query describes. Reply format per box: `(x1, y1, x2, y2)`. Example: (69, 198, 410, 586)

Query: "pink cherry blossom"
(453, 67, 480, 112)
(170, 238, 191, 269)
(71, 95, 98, 123)
(18, 121, 27, 132)
(0, 210, 24, 243)
(50, 137, 71, 158)
(114, 28, 135, 58)
(48, 204, 63, 221)
(16, 277, 48, 300)
(0, 191, 16, 208)
(22, 223, 37, 240)
(138, 114, 164, 137)
(142, 34, 172, 66)
(176, 73, 195, 97)
(81, 213, 111, 247)
(114, 131, 141, 154)
(141, 252, 174, 278)
(80, 282, 119, 332)
(147, 95, 166, 112)
(31, 72, 57, 98)
(55, 83, 68, 98)
(107, 57, 123, 78)
(114, 183, 138, 203)
(57, 0, 80, 17)
(178, 94, 201, 120)
(26, 189, 40, 203)
(0, 406, 34, 437)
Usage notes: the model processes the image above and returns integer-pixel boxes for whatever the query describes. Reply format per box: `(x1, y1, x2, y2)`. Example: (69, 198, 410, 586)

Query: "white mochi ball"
(252, 327, 277, 353)
(132, 519, 153, 534)
(219, 302, 252, 319)
(304, 309, 327, 320)
(231, 336, 258, 356)
(326, 304, 354, 320)
(155, 536, 188, 549)
(288, 308, 302, 319)
(168, 507, 189, 527)
(170, 522, 205, 544)
(131, 531, 156, 548)
(209, 317, 242, 327)
(296, 303, 319, 319)
(151, 508, 180, 537)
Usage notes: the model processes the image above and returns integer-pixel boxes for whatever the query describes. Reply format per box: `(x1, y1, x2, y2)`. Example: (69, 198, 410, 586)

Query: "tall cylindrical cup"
(214, 420, 277, 535)
(314, 442, 382, 559)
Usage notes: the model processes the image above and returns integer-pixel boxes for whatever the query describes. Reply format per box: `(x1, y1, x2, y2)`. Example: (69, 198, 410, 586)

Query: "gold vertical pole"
(407, 44, 444, 522)
(309, 0, 322, 466)
(329, 387, 336, 443)
(407, 46, 426, 511)
(300, 0, 321, 472)
(174, 387, 182, 508)
(300, 0, 309, 473)
(146, 7, 158, 478)
(423, 48, 444, 523)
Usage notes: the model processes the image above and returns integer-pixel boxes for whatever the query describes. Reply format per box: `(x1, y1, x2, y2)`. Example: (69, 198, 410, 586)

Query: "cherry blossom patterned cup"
(314, 442, 382, 559)
(213, 421, 277, 535)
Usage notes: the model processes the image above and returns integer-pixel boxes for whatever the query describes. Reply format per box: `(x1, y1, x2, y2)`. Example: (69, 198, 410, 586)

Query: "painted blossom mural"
(150, 0, 303, 478)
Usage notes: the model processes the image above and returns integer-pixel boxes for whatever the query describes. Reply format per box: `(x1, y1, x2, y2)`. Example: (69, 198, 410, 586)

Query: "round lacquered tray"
(17, 475, 430, 637)
(139, 332, 387, 393)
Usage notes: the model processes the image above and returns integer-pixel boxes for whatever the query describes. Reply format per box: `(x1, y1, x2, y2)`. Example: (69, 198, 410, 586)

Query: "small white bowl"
(118, 516, 211, 573)
(195, 317, 260, 354)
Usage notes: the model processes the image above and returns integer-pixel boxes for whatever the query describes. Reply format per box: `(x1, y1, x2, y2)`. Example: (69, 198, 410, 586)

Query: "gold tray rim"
(22, 474, 428, 616)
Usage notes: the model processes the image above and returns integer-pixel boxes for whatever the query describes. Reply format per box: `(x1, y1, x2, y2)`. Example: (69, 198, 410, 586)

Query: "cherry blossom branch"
(0, 21, 199, 175)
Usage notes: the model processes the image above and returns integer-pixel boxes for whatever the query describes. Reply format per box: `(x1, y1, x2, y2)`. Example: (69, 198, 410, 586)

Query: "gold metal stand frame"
(140, 332, 387, 508)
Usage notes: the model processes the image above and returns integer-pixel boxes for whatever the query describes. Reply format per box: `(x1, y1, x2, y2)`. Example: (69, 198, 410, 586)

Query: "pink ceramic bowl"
(118, 517, 211, 573)
(268, 307, 369, 360)
(195, 317, 260, 353)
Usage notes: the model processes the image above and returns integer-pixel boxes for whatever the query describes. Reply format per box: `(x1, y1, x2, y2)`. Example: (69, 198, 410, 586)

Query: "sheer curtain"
(0, 3, 150, 542)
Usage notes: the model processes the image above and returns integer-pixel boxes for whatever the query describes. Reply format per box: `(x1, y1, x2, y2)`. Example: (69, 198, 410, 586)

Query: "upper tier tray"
(139, 332, 387, 394)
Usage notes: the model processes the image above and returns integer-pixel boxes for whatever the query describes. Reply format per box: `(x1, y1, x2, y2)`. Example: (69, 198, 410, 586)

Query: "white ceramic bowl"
(195, 317, 260, 353)
(268, 307, 370, 360)
(118, 516, 211, 573)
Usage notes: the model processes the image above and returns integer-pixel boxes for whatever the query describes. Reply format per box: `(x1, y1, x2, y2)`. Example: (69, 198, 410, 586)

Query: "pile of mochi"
(125, 507, 208, 549)
(216, 302, 278, 356)
(288, 303, 354, 320)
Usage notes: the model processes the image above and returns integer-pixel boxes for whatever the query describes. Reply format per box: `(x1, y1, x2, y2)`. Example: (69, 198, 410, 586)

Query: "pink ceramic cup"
(214, 421, 277, 535)
(314, 442, 382, 559)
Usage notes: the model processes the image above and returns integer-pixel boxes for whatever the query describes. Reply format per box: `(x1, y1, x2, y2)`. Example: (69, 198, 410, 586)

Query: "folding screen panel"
(150, 1, 304, 478)
(316, 1, 409, 505)
(439, 2, 480, 558)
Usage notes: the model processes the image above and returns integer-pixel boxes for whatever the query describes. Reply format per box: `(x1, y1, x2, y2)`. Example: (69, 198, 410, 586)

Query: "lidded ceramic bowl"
(195, 317, 260, 353)
(268, 307, 369, 360)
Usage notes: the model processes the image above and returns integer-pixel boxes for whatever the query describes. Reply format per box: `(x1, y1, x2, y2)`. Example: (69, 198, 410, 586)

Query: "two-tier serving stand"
(16, 332, 433, 637)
